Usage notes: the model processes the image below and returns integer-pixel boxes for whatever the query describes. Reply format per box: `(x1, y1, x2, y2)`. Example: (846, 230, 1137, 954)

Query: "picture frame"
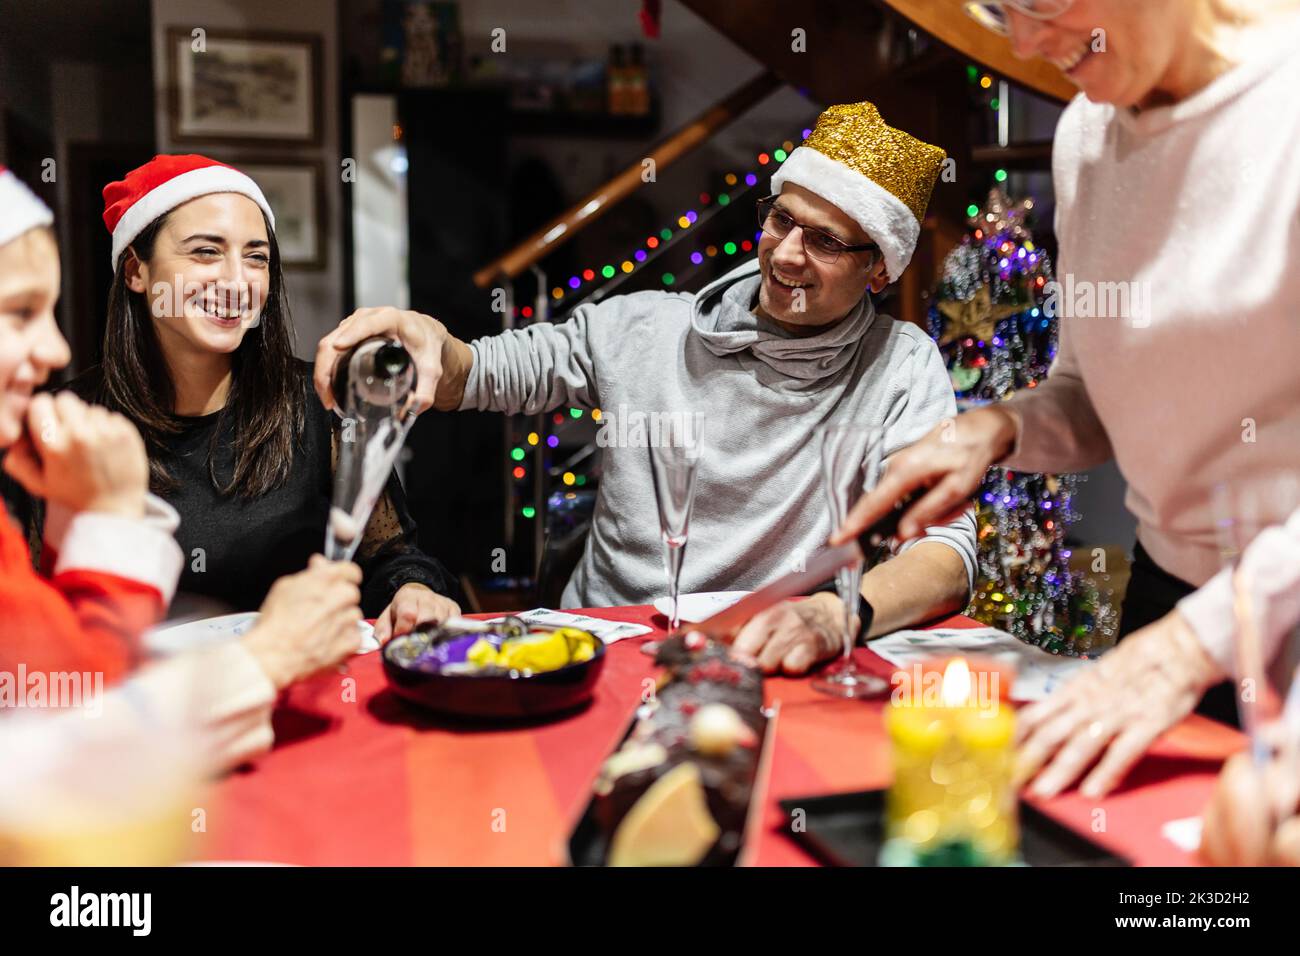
(167, 28, 322, 146)
(380, 0, 464, 88)
(236, 159, 326, 270)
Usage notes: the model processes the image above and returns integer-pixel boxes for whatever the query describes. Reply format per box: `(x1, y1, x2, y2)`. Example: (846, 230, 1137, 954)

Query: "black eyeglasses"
(756, 196, 879, 265)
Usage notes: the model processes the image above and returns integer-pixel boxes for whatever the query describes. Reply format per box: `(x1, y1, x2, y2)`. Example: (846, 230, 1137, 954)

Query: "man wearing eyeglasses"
(313, 102, 977, 676)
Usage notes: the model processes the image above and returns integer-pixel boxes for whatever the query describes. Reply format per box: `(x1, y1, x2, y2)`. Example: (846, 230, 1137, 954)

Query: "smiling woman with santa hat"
(10, 154, 460, 641)
(0, 164, 379, 768)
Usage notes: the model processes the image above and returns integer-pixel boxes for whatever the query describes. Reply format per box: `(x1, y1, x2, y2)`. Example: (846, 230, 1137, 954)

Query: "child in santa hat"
(0, 165, 179, 682)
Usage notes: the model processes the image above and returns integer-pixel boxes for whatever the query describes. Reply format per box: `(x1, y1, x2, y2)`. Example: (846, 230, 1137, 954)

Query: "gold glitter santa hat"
(769, 102, 946, 281)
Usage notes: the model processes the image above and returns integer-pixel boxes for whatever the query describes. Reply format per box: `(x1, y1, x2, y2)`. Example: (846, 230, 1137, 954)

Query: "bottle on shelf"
(607, 44, 628, 115)
(627, 43, 650, 116)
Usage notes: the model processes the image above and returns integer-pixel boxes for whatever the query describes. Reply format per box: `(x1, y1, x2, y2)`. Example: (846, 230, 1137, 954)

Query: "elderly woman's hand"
(1015, 609, 1224, 798)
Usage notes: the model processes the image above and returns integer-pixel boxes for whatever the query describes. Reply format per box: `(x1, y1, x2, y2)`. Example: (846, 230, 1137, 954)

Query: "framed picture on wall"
(168, 29, 322, 146)
(238, 160, 325, 269)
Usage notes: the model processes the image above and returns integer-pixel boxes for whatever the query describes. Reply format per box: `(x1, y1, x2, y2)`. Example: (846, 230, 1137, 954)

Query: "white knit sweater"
(1003, 26, 1300, 670)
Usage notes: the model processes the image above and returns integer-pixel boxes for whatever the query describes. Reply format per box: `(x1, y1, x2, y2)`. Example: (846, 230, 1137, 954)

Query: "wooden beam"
(971, 140, 1055, 168)
(872, 0, 1077, 102)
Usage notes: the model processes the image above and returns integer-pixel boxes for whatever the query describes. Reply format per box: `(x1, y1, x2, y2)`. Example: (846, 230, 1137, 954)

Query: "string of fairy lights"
(536, 129, 812, 310)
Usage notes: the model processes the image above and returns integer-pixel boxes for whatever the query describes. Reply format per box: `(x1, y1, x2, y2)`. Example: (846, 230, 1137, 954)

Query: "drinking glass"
(812, 422, 889, 699)
(648, 412, 706, 631)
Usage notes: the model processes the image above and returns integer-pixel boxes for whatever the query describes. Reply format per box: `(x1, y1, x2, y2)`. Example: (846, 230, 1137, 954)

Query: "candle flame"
(940, 658, 972, 707)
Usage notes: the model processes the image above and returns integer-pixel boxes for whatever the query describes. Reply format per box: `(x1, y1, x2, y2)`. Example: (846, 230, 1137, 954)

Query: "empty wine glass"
(812, 422, 889, 699)
(648, 411, 706, 631)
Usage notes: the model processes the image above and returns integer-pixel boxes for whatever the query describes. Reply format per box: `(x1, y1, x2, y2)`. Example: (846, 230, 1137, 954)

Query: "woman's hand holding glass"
(242, 556, 364, 691)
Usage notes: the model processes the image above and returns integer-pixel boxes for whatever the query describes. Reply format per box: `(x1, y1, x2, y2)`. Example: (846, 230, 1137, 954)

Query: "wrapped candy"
(388, 619, 598, 677)
(467, 627, 597, 672)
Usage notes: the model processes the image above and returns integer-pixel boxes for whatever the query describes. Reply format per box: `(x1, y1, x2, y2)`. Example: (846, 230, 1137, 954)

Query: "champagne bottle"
(330, 337, 417, 417)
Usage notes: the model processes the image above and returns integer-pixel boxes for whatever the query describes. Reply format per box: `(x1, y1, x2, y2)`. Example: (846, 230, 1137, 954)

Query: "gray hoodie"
(462, 258, 977, 609)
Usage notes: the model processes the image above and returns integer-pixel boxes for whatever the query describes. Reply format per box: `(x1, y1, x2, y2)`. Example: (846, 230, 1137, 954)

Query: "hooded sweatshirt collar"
(690, 258, 876, 390)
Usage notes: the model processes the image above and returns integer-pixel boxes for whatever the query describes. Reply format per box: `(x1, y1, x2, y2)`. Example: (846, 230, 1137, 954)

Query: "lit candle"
(885, 657, 1018, 865)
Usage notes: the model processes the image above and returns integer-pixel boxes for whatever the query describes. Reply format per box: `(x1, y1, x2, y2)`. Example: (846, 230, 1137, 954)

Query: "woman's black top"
(5, 361, 457, 618)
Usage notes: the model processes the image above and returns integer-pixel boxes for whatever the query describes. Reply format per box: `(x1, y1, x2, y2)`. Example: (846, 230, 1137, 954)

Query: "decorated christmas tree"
(927, 188, 1117, 657)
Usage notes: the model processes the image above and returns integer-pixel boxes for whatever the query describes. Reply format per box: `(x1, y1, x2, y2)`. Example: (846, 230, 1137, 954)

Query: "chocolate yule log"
(587, 633, 768, 866)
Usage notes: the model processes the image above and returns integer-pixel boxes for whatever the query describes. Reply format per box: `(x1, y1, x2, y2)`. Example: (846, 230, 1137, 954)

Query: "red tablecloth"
(202, 606, 1245, 866)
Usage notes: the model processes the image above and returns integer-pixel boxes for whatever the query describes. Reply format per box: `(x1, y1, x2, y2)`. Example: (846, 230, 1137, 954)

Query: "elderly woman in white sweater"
(836, 0, 1300, 813)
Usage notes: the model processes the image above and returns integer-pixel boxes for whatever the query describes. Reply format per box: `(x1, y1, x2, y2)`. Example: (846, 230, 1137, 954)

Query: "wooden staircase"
(677, 0, 1074, 105)
(475, 0, 1072, 321)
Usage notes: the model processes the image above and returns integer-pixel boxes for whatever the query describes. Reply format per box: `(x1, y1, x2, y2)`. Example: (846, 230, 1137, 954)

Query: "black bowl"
(381, 632, 607, 720)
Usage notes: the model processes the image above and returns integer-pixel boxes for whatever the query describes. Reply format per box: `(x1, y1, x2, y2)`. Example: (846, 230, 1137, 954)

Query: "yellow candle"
(885, 658, 1019, 864)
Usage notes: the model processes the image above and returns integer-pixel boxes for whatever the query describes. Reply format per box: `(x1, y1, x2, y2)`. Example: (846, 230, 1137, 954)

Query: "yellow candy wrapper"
(555, 627, 598, 663)
(466, 628, 598, 674)
(466, 638, 501, 669)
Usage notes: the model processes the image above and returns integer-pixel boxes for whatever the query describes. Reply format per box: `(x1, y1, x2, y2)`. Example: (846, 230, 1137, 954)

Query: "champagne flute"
(812, 422, 889, 699)
(326, 338, 417, 562)
(648, 411, 706, 631)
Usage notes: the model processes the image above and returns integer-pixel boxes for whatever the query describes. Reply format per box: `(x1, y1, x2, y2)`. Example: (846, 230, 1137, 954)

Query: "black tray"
(778, 789, 1130, 867)
(567, 705, 779, 867)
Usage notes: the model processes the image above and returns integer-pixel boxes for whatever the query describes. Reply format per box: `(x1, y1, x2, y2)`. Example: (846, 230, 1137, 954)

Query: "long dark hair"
(96, 209, 305, 498)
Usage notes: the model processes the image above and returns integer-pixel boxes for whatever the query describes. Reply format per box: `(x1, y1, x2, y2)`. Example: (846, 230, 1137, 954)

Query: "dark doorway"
(64, 143, 156, 376)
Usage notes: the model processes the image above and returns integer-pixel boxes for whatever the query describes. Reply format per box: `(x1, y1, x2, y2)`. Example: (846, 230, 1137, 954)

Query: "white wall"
(351, 94, 409, 310)
(149, 0, 343, 356)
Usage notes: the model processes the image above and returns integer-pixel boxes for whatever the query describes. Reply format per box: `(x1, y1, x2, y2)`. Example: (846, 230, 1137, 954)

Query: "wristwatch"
(810, 581, 875, 646)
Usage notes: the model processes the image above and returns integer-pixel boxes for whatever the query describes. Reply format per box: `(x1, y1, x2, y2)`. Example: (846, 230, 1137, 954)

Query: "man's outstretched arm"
(313, 304, 602, 417)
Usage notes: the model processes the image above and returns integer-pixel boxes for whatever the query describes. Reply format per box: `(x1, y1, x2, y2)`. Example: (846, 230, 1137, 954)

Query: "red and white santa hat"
(0, 166, 55, 249)
(102, 154, 275, 269)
